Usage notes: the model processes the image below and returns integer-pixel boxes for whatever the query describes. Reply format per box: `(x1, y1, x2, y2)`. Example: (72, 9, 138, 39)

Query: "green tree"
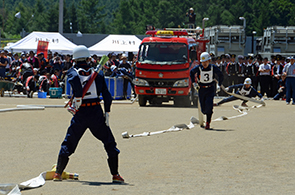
(31, 0, 49, 32)
(77, 0, 106, 33)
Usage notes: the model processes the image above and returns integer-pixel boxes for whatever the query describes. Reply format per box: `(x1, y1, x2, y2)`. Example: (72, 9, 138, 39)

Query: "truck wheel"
(138, 95, 147, 106)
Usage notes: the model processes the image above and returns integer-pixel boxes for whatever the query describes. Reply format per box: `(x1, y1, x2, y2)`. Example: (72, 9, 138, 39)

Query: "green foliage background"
(1, 0, 295, 38)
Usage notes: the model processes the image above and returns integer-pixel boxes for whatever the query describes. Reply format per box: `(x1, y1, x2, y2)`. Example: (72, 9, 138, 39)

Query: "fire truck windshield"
(138, 43, 188, 65)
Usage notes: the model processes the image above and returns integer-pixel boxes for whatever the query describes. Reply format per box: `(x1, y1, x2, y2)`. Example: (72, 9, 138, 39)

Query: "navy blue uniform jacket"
(67, 63, 112, 112)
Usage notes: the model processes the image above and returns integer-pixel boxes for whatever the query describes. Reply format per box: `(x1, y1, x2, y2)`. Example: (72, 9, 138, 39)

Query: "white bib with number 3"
(199, 67, 213, 83)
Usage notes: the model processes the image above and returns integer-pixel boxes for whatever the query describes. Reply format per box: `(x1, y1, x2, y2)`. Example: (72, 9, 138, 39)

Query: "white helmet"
(73, 45, 90, 60)
(244, 78, 252, 85)
(200, 52, 211, 62)
(111, 65, 117, 72)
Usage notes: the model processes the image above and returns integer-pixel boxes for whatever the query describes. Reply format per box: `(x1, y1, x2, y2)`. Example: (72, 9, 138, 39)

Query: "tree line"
(1, 0, 295, 39)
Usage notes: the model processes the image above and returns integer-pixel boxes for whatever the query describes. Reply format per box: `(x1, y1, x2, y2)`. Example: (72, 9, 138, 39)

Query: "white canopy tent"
(88, 34, 142, 55)
(4, 31, 77, 54)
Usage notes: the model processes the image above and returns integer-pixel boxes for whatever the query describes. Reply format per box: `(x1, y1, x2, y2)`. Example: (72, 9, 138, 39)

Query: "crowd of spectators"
(209, 53, 294, 102)
(0, 50, 137, 99)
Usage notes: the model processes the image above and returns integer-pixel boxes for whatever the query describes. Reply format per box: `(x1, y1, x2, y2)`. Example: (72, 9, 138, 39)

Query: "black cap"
(231, 54, 236, 58)
(248, 56, 254, 60)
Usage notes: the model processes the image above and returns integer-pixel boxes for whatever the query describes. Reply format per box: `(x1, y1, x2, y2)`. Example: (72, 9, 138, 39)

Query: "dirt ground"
(0, 97, 295, 195)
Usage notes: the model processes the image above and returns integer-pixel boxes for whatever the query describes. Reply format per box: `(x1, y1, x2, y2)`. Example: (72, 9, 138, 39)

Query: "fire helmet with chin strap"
(200, 52, 211, 62)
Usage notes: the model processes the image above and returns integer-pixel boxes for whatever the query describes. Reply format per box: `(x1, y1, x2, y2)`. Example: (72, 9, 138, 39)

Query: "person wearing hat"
(271, 55, 284, 97)
(258, 57, 272, 97)
(114, 54, 136, 99)
(282, 56, 295, 105)
(0, 50, 9, 79)
(237, 55, 245, 83)
(190, 52, 224, 129)
(226, 54, 239, 90)
(9, 53, 22, 77)
(214, 78, 263, 107)
(186, 8, 196, 29)
(273, 74, 287, 101)
(221, 54, 230, 88)
(53, 45, 124, 183)
(244, 55, 258, 90)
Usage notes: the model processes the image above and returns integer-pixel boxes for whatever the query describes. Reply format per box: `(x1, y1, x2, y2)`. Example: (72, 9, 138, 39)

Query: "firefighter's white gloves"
(105, 112, 110, 126)
(73, 97, 82, 110)
(193, 83, 199, 90)
(225, 87, 229, 91)
(216, 85, 221, 93)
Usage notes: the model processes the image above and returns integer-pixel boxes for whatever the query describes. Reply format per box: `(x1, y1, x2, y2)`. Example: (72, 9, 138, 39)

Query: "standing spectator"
(61, 54, 73, 79)
(103, 53, 113, 76)
(0, 51, 8, 78)
(282, 56, 295, 105)
(271, 56, 284, 97)
(10, 54, 22, 77)
(237, 55, 245, 83)
(27, 51, 40, 70)
(226, 54, 238, 90)
(37, 52, 47, 72)
(118, 54, 134, 99)
(244, 56, 258, 90)
(186, 8, 196, 29)
(258, 57, 272, 97)
(52, 55, 63, 77)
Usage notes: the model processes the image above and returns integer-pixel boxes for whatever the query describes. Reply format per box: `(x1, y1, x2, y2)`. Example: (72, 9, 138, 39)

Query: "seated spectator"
(38, 71, 50, 94)
(273, 75, 286, 100)
(50, 69, 60, 87)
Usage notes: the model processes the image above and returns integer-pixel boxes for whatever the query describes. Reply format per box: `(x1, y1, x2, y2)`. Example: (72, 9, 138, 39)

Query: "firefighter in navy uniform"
(53, 45, 124, 183)
(216, 55, 227, 96)
(271, 55, 284, 97)
(190, 52, 223, 130)
(244, 56, 257, 89)
(226, 54, 238, 91)
(214, 78, 264, 107)
(237, 55, 245, 83)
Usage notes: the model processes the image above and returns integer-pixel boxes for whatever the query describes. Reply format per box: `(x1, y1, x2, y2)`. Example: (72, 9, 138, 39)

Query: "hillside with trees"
(1, 0, 295, 39)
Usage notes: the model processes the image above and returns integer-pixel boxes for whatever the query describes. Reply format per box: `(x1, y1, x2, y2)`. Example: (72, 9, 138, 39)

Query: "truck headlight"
(133, 78, 149, 86)
(173, 79, 189, 87)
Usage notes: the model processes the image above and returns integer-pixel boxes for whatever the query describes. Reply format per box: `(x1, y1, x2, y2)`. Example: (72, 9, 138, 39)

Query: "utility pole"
(59, 0, 63, 34)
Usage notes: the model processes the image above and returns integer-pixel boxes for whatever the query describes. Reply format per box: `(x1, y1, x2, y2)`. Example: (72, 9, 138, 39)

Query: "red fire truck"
(134, 30, 208, 107)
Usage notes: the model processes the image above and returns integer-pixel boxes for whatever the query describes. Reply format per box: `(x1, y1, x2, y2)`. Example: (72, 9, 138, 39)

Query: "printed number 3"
(204, 73, 210, 81)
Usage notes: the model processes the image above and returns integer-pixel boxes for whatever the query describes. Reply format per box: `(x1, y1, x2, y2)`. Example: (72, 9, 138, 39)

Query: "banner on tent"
(37, 41, 49, 58)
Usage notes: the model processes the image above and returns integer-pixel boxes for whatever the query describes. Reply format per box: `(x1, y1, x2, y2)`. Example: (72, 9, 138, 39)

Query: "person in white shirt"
(258, 57, 271, 97)
(282, 56, 295, 105)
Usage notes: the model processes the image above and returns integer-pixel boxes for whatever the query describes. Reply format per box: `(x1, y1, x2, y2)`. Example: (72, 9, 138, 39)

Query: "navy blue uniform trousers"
(199, 86, 214, 115)
(59, 104, 120, 158)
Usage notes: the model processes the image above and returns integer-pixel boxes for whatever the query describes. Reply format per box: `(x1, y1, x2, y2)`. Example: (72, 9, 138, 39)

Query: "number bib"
(199, 66, 213, 83)
(75, 68, 98, 100)
(238, 86, 252, 96)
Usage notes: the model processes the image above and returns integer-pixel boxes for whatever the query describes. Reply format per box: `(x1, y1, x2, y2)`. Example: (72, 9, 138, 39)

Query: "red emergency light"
(145, 30, 188, 37)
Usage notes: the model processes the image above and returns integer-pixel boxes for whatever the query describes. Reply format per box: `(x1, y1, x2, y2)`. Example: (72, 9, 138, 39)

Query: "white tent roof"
(88, 34, 142, 55)
(5, 31, 77, 54)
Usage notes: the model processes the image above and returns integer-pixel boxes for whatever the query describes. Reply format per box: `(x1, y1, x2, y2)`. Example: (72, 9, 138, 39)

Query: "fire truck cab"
(134, 30, 199, 107)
